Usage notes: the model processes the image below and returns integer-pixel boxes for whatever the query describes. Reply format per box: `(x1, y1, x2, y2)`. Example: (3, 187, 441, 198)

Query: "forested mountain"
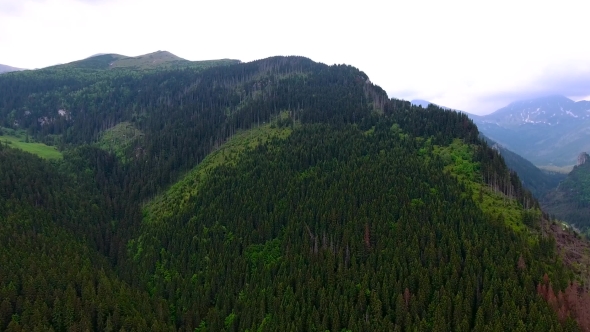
(1, 55, 589, 331)
(544, 153, 590, 235)
(481, 136, 566, 199)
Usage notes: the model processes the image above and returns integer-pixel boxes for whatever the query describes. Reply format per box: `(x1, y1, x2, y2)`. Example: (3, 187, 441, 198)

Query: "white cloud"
(0, 0, 589, 114)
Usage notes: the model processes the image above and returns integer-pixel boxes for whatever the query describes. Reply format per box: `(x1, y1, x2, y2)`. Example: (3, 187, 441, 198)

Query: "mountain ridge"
(0, 63, 25, 74)
(46, 50, 241, 71)
(481, 95, 590, 127)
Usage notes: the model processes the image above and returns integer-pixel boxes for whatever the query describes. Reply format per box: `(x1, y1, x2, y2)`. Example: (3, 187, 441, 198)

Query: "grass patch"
(143, 123, 292, 224)
(0, 134, 62, 160)
(434, 138, 530, 233)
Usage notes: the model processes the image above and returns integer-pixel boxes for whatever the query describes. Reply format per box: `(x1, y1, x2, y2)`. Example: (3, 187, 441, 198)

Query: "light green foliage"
(434, 139, 533, 233)
(143, 123, 292, 224)
(224, 312, 237, 329)
(245, 238, 281, 270)
(96, 122, 143, 161)
(435, 139, 479, 181)
(0, 133, 62, 160)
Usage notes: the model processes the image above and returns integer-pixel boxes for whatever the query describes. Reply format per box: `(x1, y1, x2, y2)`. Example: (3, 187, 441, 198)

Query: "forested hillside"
(544, 156, 590, 235)
(0, 55, 589, 331)
(481, 136, 566, 199)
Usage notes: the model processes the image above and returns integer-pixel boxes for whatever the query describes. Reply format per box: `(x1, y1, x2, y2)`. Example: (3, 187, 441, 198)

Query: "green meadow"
(0, 134, 62, 160)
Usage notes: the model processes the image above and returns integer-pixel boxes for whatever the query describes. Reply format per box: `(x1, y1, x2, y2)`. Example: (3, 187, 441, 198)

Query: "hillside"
(543, 153, 590, 234)
(0, 64, 24, 74)
(481, 136, 565, 199)
(0, 56, 589, 330)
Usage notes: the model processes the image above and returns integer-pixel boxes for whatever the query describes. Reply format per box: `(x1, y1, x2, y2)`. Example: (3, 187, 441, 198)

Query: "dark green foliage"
(0, 146, 176, 331)
(543, 161, 590, 232)
(131, 123, 571, 331)
(0, 56, 584, 331)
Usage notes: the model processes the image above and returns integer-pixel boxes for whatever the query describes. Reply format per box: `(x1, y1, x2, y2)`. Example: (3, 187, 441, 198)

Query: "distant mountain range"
(50, 50, 241, 71)
(0, 64, 25, 74)
(412, 95, 590, 167)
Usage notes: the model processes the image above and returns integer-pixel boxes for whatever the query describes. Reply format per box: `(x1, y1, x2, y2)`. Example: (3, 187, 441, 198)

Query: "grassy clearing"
(434, 139, 529, 233)
(97, 122, 143, 161)
(143, 123, 292, 224)
(0, 134, 62, 160)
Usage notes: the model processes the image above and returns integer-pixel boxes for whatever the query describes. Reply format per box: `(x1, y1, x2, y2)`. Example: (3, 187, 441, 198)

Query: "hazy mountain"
(52, 50, 240, 71)
(0, 64, 25, 74)
(410, 99, 432, 108)
(411, 99, 483, 120)
(469, 95, 590, 166)
(481, 95, 590, 127)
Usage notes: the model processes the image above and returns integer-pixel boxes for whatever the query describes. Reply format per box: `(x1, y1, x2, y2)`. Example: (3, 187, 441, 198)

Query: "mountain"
(410, 99, 455, 111)
(543, 152, 590, 233)
(470, 95, 590, 166)
(1, 55, 589, 330)
(410, 99, 432, 108)
(0, 64, 25, 74)
(483, 95, 590, 126)
(53, 50, 240, 71)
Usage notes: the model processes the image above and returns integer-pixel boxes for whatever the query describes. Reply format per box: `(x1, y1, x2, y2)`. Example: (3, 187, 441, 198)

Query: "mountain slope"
(0, 145, 177, 331)
(543, 153, 590, 233)
(481, 135, 565, 199)
(133, 119, 572, 330)
(471, 95, 590, 166)
(0, 64, 24, 74)
(0, 55, 588, 330)
(483, 95, 590, 126)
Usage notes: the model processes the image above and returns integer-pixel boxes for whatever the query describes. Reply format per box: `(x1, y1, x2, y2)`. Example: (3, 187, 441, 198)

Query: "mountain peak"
(483, 94, 588, 127)
(578, 152, 589, 166)
(410, 99, 432, 108)
(469, 94, 590, 166)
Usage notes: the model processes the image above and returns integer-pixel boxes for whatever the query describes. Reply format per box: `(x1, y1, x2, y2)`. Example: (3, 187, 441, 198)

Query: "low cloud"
(385, 60, 590, 116)
(476, 62, 590, 112)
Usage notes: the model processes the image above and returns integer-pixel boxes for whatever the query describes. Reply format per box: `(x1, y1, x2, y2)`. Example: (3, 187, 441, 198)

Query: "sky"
(1, 0, 589, 115)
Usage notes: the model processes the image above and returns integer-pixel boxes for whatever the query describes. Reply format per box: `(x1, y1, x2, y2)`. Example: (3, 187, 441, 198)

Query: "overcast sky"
(1, 0, 589, 115)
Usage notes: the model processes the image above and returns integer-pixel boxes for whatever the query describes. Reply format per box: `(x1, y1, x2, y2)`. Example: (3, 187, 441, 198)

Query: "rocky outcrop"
(577, 152, 589, 166)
